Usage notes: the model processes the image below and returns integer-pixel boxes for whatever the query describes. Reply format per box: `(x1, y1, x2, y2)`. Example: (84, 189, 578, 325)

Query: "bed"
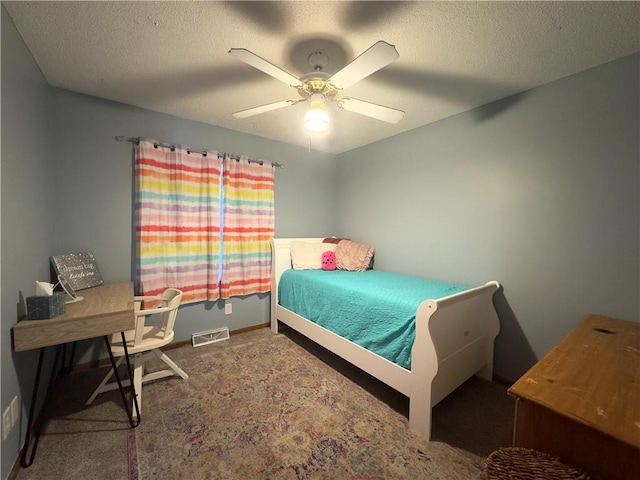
(270, 237, 501, 439)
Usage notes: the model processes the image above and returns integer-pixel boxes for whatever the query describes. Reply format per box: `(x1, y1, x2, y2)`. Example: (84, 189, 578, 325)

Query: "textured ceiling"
(4, 1, 639, 154)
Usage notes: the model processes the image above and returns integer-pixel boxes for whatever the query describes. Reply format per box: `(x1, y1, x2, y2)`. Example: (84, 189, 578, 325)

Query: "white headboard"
(270, 237, 324, 300)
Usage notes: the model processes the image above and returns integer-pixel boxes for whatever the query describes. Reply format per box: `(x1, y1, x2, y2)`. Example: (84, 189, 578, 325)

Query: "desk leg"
(21, 336, 139, 468)
(120, 332, 141, 424)
(103, 335, 140, 427)
(61, 342, 77, 376)
(20, 345, 62, 468)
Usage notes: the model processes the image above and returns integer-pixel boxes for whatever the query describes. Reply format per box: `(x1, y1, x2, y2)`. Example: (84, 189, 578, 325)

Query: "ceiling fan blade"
(336, 97, 404, 124)
(329, 41, 399, 90)
(229, 48, 302, 87)
(232, 99, 302, 119)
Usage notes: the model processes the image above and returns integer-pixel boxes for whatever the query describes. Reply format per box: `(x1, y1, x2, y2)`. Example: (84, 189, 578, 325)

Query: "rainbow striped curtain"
(220, 155, 275, 299)
(135, 139, 223, 304)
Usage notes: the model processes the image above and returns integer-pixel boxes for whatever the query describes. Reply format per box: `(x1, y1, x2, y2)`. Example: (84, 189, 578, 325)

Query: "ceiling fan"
(228, 41, 404, 132)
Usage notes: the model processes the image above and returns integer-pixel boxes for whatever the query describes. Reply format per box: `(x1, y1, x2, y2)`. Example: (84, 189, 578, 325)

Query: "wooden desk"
(508, 314, 640, 480)
(12, 282, 139, 467)
(13, 282, 135, 351)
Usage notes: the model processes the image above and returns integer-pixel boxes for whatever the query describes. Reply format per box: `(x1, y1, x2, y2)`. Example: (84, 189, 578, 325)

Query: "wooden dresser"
(508, 314, 639, 480)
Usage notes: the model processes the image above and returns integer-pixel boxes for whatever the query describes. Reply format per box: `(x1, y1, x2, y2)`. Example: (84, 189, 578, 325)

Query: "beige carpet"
(14, 327, 513, 479)
(13, 363, 133, 480)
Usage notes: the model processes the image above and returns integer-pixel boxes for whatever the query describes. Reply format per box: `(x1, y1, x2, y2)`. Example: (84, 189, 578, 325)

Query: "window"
(134, 138, 275, 303)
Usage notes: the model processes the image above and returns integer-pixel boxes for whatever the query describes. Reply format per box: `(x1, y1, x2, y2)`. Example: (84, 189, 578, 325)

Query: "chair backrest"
(133, 288, 183, 347)
(156, 288, 183, 341)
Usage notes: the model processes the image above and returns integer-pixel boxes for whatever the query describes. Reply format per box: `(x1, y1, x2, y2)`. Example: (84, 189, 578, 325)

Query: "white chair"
(86, 288, 188, 417)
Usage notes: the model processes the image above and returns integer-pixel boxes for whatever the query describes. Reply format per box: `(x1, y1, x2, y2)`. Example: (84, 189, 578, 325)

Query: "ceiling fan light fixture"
(304, 94, 330, 132)
(229, 41, 403, 132)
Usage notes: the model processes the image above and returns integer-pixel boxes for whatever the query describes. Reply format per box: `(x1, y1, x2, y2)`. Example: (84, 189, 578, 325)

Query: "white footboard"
(270, 237, 500, 440)
(409, 281, 500, 438)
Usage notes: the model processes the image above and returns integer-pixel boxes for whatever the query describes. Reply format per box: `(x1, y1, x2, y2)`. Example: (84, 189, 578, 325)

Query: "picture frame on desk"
(50, 252, 103, 291)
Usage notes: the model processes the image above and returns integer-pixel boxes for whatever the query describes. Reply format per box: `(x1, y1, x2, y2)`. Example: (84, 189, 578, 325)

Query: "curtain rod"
(115, 136, 283, 168)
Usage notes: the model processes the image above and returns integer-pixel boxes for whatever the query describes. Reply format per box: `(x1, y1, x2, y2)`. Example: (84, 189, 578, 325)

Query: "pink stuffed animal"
(321, 250, 336, 271)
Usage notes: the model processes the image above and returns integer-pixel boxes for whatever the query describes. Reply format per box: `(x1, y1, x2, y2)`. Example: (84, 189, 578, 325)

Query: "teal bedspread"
(278, 269, 467, 370)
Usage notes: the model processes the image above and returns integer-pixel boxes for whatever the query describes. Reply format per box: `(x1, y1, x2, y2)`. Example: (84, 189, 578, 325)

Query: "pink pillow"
(335, 240, 375, 271)
(321, 251, 336, 270)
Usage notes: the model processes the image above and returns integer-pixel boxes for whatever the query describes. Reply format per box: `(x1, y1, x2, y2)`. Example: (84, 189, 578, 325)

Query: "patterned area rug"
(132, 328, 504, 479)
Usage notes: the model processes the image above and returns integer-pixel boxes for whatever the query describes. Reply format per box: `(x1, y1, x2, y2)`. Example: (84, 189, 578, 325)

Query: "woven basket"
(483, 447, 594, 480)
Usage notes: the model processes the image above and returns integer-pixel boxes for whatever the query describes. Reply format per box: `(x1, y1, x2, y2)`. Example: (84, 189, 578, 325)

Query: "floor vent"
(191, 327, 230, 348)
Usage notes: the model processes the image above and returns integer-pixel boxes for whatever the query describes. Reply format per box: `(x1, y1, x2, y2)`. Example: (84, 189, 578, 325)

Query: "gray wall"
(335, 53, 640, 382)
(1, 7, 56, 476)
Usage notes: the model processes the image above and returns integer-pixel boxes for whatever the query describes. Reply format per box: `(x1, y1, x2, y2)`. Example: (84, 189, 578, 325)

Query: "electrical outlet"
(225, 302, 232, 315)
(10, 397, 19, 427)
(2, 407, 11, 440)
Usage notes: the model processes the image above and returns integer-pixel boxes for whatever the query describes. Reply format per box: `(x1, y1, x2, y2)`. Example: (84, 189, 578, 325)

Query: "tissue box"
(26, 292, 66, 320)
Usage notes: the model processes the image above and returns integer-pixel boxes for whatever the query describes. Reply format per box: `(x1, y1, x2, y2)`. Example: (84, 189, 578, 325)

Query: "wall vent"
(191, 327, 230, 348)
